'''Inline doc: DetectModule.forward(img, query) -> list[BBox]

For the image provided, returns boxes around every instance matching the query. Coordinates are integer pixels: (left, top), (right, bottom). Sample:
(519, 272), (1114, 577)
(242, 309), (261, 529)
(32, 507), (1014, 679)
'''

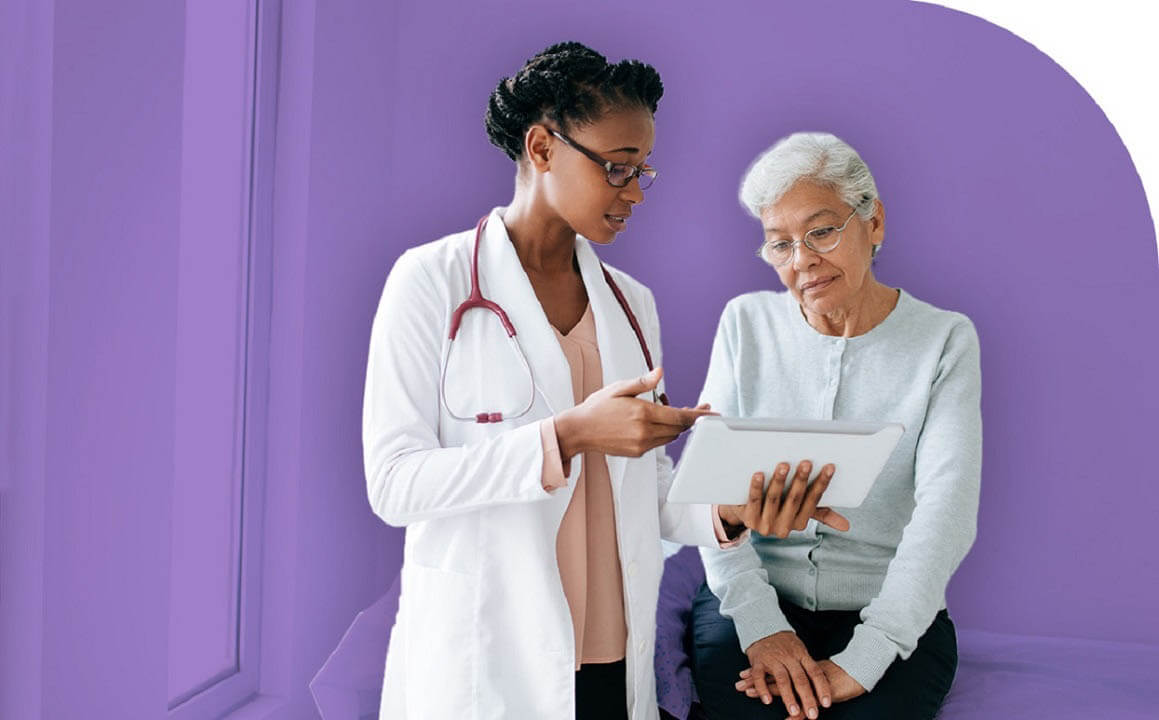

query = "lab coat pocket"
(401, 563), (479, 718)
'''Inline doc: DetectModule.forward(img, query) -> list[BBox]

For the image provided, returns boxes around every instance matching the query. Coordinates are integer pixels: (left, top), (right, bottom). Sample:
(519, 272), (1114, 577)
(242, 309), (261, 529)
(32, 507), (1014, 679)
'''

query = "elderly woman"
(690, 132), (981, 720)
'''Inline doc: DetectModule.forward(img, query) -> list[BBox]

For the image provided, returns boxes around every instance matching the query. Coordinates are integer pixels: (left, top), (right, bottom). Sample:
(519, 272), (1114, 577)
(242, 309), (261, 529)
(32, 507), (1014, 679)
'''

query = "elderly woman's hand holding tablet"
(719, 461), (848, 539)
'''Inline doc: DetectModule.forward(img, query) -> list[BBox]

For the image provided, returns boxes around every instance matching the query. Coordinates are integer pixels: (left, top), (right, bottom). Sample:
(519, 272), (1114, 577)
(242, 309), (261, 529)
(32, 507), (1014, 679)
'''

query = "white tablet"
(666, 416), (905, 508)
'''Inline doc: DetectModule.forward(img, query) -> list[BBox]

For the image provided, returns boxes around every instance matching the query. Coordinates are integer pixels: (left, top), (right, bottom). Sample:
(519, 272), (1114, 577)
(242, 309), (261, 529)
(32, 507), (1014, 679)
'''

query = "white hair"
(739, 132), (879, 221)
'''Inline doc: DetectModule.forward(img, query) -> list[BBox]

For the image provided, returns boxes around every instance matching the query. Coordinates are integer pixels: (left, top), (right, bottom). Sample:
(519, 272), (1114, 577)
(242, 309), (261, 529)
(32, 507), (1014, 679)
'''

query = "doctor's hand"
(554, 367), (713, 460)
(717, 462), (850, 538)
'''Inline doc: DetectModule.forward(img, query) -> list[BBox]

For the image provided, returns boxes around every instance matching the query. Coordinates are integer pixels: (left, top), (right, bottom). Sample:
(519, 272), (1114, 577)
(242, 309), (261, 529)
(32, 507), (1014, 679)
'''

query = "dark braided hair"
(485, 42), (663, 161)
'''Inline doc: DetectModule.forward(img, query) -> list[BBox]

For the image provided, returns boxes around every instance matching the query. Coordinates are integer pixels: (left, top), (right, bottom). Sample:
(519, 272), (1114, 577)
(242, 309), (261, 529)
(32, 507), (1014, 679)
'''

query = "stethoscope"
(440, 215), (668, 424)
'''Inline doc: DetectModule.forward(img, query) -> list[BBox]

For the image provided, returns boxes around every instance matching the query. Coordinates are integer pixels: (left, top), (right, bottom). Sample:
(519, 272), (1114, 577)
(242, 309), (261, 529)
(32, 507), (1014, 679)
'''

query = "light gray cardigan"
(698, 288), (981, 691)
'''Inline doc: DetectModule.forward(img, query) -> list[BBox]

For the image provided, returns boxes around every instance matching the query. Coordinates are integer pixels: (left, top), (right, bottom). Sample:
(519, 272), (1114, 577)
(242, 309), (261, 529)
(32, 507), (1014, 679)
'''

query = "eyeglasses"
(547, 128), (657, 190)
(757, 206), (860, 267)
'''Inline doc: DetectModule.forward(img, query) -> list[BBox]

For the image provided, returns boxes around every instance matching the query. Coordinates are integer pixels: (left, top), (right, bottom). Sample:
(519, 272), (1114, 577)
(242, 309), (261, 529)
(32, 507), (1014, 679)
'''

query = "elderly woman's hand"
(737, 658), (866, 709)
(735, 631), (831, 718)
(737, 658), (866, 716)
(718, 461), (849, 537)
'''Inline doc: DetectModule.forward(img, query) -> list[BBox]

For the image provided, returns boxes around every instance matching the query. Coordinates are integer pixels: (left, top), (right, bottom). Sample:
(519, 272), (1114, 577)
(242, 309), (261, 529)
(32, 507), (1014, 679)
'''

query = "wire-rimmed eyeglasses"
(757, 206), (860, 267)
(547, 128), (657, 190)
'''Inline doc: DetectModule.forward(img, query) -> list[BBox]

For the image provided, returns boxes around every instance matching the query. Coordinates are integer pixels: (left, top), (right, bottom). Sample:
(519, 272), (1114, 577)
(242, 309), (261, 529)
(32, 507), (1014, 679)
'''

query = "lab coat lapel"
(477, 208), (575, 417)
(574, 238), (650, 496)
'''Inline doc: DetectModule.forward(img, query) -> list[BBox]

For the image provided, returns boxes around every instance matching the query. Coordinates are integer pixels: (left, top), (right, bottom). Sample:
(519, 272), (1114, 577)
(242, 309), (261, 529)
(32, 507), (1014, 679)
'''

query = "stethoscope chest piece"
(440, 217), (537, 423)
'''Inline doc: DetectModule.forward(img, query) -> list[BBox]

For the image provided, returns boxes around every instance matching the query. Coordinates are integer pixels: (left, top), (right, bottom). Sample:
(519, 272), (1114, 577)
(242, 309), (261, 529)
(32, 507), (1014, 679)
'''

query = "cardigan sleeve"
(697, 303), (794, 650)
(830, 318), (982, 691)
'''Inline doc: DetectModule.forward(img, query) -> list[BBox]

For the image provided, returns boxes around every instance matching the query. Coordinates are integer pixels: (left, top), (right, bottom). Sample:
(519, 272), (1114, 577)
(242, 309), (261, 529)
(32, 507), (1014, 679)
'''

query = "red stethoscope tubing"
(440, 216), (668, 424)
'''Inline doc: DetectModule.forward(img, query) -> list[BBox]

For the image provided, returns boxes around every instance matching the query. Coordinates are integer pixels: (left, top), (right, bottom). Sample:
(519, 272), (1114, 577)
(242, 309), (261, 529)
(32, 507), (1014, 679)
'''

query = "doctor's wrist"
(553, 409), (588, 464)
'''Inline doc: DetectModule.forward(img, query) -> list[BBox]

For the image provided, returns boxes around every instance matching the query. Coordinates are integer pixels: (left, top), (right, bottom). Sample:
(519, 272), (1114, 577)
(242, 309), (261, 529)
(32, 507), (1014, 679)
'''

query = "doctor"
(362, 42), (847, 719)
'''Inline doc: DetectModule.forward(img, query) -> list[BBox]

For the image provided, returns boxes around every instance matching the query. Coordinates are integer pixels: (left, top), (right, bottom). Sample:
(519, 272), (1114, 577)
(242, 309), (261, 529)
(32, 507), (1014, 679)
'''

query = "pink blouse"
(539, 305), (627, 667)
(537, 304), (740, 670)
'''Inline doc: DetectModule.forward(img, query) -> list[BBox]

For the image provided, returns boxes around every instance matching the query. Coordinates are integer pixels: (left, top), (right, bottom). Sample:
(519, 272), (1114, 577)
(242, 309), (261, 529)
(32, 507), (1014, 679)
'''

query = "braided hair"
(485, 42), (663, 161)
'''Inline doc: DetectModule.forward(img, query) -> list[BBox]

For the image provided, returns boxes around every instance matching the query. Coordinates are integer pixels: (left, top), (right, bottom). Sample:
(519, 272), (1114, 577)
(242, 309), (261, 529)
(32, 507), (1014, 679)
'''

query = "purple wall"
(1, 1), (1156, 719)
(1, 0), (52, 717)
(269, 0), (403, 707)
(2, 0), (402, 717)
(39, 0), (182, 716)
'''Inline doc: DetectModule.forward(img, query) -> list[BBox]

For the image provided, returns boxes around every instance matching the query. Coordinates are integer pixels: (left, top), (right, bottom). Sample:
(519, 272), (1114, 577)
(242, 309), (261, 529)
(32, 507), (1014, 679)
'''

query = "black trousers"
(575, 659), (629, 720)
(690, 583), (957, 720)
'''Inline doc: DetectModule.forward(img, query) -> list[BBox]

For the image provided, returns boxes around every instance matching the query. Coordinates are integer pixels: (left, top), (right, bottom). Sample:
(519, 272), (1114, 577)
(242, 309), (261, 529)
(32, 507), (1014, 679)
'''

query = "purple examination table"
(312, 548), (1159, 720)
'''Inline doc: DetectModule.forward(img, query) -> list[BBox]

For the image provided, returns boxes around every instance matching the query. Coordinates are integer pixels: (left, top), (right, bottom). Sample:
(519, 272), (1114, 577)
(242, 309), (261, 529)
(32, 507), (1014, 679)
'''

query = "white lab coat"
(363, 207), (724, 719)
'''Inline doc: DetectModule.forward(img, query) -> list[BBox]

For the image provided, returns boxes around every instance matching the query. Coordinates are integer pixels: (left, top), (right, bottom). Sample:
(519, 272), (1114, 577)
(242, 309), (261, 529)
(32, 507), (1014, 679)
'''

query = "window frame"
(166, 0), (281, 716)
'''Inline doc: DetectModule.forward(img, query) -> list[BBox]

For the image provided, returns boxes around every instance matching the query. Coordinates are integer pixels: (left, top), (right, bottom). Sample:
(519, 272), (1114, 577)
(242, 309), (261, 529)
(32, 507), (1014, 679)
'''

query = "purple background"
(3, 0), (1156, 718)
